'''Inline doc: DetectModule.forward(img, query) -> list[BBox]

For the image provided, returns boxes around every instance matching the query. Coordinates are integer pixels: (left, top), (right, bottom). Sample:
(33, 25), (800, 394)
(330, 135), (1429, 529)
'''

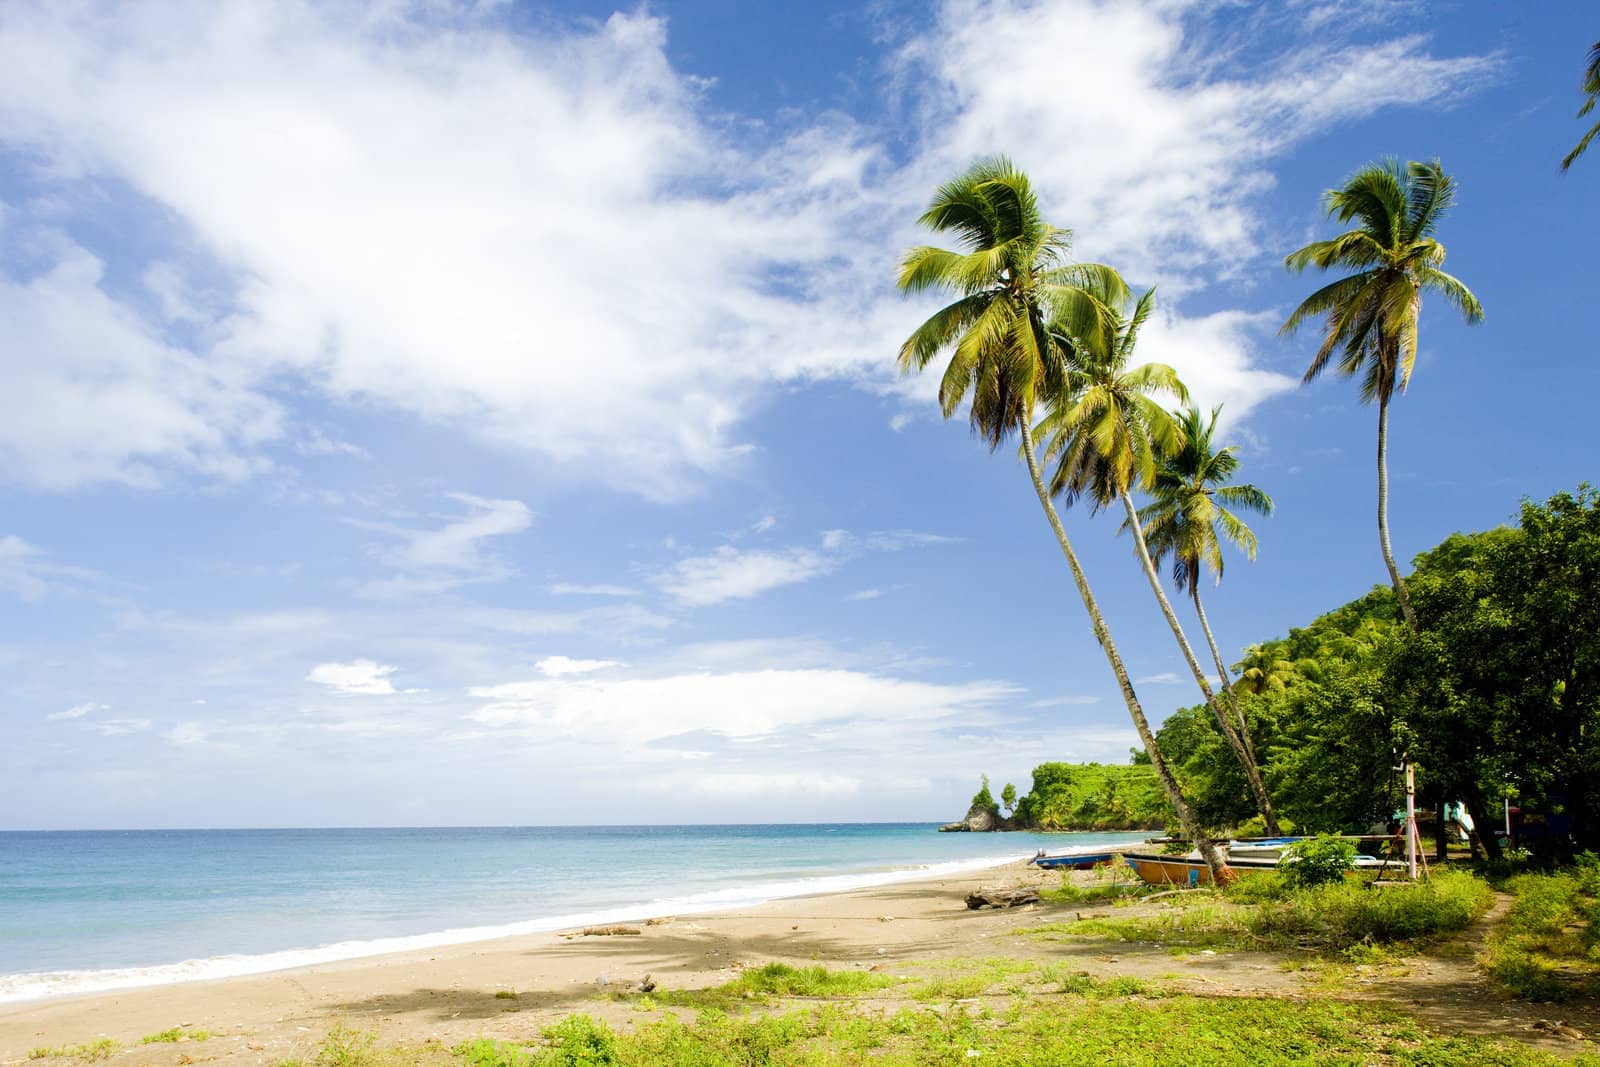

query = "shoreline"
(1, 848), (1062, 1007)
(0, 855), (1076, 1063)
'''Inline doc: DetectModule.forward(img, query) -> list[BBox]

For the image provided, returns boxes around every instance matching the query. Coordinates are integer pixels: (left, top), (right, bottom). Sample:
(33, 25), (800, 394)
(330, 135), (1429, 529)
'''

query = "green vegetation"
(492, 990), (519, 1000)
(26, 1040), (118, 1062)
(140, 1026), (211, 1043)
(1279, 835), (1357, 889)
(1482, 855), (1600, 1001)
(1562, 41), (1600, 170)
(614, 962), (898, 1010)
(1010, 761), (1171, 830)
(1027, 871), (1492, 955)
(325, 993), (1586, 1066)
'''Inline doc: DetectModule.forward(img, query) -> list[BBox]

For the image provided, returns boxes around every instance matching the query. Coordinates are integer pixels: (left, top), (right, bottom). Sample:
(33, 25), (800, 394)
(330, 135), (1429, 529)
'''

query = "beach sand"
(0, 860), (1077, 1064)
(5, 859), (1591, 1064)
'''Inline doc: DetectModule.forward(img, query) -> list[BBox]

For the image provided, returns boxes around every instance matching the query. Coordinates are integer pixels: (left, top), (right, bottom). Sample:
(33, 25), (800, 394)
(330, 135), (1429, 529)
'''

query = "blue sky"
(1, 0), (1594, 829)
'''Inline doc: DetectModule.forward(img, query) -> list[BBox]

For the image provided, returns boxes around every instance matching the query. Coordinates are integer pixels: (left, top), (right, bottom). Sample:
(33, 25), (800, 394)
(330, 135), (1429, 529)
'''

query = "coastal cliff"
(942, 763), (1173, 832)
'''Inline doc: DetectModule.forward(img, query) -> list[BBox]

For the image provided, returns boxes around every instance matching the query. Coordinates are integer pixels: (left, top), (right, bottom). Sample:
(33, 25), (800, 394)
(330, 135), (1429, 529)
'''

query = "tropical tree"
(895, 157), (1230, 876)
(1562, 41), (1600, 172)
(1038, 290), (1275, 835)
(1281, 159), (1484, 631)
(1133, 404), (1278, 832)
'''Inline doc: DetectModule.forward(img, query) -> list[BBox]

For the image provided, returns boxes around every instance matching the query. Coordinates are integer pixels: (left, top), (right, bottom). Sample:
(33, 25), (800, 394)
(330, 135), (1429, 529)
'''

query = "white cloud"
(548, 583), (638, 598)
(350, 493), (531, 599)
(1134, 672), (1185, 685)
(536, 656), (621, 677)
(47, 701), (105, 721)
(0, 242), (279, 488)
(847, 589), (883, 601)
(466, 668), (1020, 746)
(0, 534), (104, 601)
(654, 546), (836, 608)
(1027, 695), (1100, 708)
(663, 772), (863, 797)
(90, 718), (151, 736)
(307, 658), (399, 695)
(0, 1), (1494, 496)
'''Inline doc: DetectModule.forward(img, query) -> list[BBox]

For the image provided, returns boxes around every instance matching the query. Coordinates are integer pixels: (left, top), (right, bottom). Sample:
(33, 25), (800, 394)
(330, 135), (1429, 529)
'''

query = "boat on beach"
(1124, 840), (1394, 885)
(1028, 846), (1118, 870)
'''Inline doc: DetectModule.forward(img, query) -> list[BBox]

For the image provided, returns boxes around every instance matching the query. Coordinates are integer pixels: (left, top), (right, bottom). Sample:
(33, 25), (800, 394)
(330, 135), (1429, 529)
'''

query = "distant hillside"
(1009, 762), (1174, 831)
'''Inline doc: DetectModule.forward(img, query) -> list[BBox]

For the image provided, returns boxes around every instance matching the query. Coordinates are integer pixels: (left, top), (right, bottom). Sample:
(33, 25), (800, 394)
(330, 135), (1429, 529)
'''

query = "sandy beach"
(0, 859), (1076, 1064)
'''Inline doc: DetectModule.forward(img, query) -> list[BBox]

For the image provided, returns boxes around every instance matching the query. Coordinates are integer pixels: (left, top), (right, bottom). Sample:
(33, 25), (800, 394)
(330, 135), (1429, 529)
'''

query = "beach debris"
(964, 887), (1042, 910)
(581, 925), (642, 936)
(1530, 1019), (1586, 1041)
(878, 915), (895, 922)
(644, 916), (673, 926)
(634, 974), (656, 994)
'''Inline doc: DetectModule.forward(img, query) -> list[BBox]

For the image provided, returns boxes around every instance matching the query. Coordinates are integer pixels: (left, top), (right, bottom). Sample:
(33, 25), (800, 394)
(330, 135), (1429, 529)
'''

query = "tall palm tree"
(895, 157), (1230, 877)
(1562, 41), (1600, 172)
(1134, 404), (1277, 833)
(1039, 290), (1274, 836)
(1281, 159), (1483, 631)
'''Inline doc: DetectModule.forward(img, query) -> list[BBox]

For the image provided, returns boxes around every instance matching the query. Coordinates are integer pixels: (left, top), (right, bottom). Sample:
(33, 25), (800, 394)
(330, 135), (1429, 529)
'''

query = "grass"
(612, 962), (898, 1009)
(26, 1040), (118, 1061)
(1021, 870), (1494, 956)
(1482, 857), (1600, 1001)
(140, 1027), (212, 1043)
(360, 993), (1590, 1065)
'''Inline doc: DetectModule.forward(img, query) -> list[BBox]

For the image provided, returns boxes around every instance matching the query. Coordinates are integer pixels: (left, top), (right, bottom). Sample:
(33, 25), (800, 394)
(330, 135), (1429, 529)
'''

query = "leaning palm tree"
(1039, 290), (1275, 837)
(1562, 41), (1600, 171)
(1281, 159), (1484, 631)
(895, 157), (1229, 877)
(1134, 404), (1277, 833)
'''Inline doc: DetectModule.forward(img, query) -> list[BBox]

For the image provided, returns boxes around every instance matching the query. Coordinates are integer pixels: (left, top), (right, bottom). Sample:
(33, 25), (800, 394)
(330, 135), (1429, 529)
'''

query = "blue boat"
(1029, 848), (1117, 870)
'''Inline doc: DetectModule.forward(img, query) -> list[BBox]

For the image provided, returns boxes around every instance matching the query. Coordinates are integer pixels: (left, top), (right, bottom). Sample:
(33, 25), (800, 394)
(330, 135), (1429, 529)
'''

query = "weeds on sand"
(430, 993), (1595, 1065)
(1021, 870), (1492, 955)
(1482, 855), (1600, 1001)
(610, 961), (898, 1008)
(141, 1027), (212, 1044)
(26, 1039), (118, 1061)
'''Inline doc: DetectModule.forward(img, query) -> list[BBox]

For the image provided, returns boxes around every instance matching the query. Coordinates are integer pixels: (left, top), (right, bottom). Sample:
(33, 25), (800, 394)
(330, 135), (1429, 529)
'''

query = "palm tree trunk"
(1018, 428), (1229, 879)
(1192, 584), (1278, 836)
(1377, 392), (1419, 631)
(1118, 490), (1278, 836)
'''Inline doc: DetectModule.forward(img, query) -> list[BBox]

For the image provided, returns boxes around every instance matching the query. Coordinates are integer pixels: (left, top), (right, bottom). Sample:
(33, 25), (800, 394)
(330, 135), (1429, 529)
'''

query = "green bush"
(1279, 835), (1357, 889)
(542, 1015), (618, 1066)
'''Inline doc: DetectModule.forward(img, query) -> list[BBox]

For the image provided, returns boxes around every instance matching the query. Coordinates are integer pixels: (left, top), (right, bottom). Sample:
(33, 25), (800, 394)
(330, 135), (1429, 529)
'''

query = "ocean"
(0, 824), (1147, 1004)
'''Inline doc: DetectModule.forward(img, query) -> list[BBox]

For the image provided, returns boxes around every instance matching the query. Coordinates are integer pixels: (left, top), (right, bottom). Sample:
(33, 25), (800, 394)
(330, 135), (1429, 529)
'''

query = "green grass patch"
(1020, 870), (1493, 955)
(617, 961), (899, 1009)
(1482, 858), (1600, 1001)
(26, 1039), (118, 1061)
(140, 1027), (212, 1044)
(427, 992), (1593, 1065)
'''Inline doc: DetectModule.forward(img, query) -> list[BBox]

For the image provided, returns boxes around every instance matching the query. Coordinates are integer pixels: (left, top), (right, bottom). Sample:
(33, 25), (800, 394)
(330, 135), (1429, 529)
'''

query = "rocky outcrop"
(939, 802), (1004, 832)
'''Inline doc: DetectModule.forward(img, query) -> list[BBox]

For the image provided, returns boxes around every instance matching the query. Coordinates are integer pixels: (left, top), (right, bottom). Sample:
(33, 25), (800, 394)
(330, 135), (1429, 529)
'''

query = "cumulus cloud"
(0, 0), (1493, 495)
(47, 701), (105, 721)
(466, 668), (1020, 746)
(536, 656), (621, 677)
(307, 658), (399, 695)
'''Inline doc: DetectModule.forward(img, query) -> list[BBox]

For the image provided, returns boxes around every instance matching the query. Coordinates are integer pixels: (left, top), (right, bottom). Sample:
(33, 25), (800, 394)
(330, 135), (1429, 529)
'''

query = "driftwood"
(964, 886), (1041, 910)
(581, 925), (642, 936)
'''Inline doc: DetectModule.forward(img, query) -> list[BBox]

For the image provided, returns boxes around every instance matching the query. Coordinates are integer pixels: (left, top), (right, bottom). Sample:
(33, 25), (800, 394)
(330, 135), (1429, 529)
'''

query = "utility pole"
(1405, 763), (1418, 881)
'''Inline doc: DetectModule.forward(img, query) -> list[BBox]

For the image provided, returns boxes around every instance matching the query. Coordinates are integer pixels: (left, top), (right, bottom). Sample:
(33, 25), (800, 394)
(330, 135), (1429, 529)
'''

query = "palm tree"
(1281, 159), (1483, 631)
(895, 157), (1230, 877)
(1562, 41), (1600, 171)
(1039, 290), (1274, 837)
(1134, 404), (1277, 833)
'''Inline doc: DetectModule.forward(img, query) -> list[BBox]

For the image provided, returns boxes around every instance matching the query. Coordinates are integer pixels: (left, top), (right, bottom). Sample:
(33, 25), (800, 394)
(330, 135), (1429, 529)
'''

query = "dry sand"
(0, 860), (1069, 1064)
(4, 860), (1595, 1063)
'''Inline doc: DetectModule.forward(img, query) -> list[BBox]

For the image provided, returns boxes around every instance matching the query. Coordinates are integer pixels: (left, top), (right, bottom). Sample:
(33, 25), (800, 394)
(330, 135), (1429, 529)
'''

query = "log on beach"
(964, 886), (1041, 910)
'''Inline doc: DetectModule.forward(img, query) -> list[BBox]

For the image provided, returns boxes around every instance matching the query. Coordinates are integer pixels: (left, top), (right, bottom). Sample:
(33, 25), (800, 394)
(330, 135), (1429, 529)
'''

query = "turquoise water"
(0, 824), (1147, 1002)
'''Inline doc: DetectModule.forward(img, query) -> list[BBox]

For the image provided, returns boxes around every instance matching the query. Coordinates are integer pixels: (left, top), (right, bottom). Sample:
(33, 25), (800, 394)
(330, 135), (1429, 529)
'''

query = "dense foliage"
(1154, 486), (1600, 856)
(1008, 762), (1173, 831)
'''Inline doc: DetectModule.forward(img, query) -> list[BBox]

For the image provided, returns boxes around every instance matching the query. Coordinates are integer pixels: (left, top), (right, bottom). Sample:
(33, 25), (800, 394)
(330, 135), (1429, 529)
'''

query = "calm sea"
(0, 824), (1146, 1003)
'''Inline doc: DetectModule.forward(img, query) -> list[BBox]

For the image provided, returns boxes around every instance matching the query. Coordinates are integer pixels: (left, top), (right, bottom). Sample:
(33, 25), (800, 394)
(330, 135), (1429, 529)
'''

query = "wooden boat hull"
(1122, 852), (1275, 886)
